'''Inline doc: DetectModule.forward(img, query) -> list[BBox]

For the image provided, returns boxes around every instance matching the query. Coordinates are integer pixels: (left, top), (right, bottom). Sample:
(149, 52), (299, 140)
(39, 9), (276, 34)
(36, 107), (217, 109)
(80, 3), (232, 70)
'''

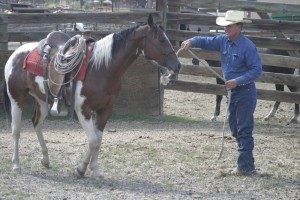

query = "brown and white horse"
(3, 15), (181, 178)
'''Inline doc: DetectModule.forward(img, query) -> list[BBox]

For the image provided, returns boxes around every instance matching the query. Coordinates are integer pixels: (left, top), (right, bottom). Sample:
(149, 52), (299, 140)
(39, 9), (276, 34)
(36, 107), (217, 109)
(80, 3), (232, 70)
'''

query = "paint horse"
(3, 15), (181, 178)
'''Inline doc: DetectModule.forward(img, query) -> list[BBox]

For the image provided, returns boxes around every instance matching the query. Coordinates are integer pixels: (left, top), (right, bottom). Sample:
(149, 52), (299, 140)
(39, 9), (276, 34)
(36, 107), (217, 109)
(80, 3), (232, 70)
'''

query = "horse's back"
(5, 42), (38, 81)
(5, 43), (39, 106)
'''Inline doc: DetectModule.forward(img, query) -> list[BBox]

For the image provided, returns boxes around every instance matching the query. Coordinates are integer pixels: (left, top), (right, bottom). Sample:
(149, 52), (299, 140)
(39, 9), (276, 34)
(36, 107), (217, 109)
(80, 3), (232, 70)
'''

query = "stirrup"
(50, 97), (67, 116)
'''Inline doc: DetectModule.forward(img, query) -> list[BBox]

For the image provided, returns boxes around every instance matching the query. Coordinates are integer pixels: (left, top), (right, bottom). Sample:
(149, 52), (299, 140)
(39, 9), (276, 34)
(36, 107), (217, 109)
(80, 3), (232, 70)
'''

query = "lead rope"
(178, 48), (231, 160)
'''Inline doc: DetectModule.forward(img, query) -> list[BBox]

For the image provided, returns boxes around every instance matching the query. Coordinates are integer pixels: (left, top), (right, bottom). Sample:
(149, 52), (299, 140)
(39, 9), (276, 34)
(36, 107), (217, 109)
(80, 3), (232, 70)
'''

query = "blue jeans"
(228, 83), (257, 173)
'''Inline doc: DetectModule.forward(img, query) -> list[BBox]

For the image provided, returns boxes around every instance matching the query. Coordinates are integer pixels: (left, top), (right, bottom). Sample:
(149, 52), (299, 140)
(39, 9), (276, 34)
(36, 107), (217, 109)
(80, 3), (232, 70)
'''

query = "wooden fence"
(161, 0), (300, 105)
(0, 11), (164, 115)
(0, 0), (300, 115)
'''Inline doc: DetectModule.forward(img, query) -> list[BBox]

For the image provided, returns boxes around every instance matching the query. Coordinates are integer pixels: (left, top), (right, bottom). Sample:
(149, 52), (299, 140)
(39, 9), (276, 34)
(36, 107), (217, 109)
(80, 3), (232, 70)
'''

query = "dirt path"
(0, 81), (299, 199)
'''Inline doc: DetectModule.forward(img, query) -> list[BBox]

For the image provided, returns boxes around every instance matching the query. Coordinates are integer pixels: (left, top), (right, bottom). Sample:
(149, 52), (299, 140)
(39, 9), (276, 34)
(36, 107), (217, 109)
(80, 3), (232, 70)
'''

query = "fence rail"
(168, 0), (300, 13)
(0, 0), (299, 108)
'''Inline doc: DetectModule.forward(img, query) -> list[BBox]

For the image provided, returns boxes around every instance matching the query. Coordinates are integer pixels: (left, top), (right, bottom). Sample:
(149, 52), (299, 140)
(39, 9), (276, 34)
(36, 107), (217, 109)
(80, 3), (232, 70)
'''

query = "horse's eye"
(159, 39), (165, 43)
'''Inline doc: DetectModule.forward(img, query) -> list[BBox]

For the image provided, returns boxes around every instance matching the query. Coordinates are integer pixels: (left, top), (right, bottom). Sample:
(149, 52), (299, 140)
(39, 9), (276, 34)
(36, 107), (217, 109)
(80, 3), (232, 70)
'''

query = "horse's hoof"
(210, 116), (217, 122)
(76, 167), (85, 178)
(41, 159), (50, 169)
(12, 165), (21, 173)
(91, 171), (104, 180)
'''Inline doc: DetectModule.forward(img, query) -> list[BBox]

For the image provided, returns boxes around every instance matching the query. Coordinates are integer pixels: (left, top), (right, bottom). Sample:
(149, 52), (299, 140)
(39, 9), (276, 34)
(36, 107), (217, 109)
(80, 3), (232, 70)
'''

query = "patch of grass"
(0, 107), (209, 124)
(2, 190), (31, 200)
(0, 158), (11, 172)
(111, 112), (205, 124)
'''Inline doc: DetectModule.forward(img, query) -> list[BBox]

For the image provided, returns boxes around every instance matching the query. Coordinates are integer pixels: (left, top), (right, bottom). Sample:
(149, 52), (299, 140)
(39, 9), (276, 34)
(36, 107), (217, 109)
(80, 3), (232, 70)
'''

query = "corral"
(0, 0), (299, 199)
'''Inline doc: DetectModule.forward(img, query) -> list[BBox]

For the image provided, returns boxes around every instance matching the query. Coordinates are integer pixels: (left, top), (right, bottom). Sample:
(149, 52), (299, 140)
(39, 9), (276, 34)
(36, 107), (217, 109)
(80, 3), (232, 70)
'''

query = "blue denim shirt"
(190, 33), (262, 86)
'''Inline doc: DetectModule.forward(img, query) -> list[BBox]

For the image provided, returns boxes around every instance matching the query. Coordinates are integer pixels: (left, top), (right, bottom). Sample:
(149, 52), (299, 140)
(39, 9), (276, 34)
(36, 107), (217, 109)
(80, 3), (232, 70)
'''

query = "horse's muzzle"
(166, 61), (181, 74)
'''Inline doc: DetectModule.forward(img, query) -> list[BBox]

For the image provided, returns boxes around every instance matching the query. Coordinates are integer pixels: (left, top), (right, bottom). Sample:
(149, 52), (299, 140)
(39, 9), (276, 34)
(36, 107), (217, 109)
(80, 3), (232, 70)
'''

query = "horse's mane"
(91, 23), (146, 70)
(112, 23), (146, 55)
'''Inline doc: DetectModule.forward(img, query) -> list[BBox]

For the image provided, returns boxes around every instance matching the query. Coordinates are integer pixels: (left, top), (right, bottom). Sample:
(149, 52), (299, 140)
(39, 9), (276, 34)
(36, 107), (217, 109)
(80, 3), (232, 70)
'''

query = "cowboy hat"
(216, 10), (252, 26)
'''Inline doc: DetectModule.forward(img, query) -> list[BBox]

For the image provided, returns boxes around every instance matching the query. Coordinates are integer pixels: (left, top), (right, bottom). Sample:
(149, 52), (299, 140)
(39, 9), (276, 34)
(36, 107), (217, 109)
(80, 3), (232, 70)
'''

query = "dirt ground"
(0, 74), (299, 199)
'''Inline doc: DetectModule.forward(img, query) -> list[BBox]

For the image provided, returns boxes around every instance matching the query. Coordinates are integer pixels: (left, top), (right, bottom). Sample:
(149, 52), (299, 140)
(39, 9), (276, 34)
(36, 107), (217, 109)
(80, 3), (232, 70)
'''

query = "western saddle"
(38, 31), (86, 117)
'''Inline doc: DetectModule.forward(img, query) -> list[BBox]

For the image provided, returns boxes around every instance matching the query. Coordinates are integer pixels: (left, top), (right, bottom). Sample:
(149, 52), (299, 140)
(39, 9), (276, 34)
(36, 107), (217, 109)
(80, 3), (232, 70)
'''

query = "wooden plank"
(3, 30), (300, 51)
(167, 0), (300, 13)
(167, 12), (300, 32)
(177, 48), (300, 70)
(0, 12), (161, 24)
(256, 12), (300, 58)
(167, 29), (300, 51)
(0, 31), (112, 42)
(0, 23), (8, 50)
(164, 80), (300, 104)
(179, 64), (300, 87)
(1, 48), (299, 70)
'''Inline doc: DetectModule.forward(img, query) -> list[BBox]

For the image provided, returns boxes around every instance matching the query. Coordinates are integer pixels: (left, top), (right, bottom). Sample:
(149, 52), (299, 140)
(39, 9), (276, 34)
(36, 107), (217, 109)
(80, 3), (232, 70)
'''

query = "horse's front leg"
(88, 106), (113, 179)
(32, 98), (50, 168)
(75, 111), (96, 177)
(74, 82), (103, 178)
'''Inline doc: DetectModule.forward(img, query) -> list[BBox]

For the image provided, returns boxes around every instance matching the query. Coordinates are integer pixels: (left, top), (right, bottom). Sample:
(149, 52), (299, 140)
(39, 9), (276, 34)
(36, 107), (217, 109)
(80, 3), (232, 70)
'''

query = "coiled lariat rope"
(49, 36), (86, 86)
(179, 48), (232, 160)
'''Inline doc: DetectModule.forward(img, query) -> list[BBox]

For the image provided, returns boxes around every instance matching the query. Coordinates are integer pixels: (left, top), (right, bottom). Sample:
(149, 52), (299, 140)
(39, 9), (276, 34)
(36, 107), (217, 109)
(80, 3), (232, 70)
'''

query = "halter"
(141, 30), (175, 60)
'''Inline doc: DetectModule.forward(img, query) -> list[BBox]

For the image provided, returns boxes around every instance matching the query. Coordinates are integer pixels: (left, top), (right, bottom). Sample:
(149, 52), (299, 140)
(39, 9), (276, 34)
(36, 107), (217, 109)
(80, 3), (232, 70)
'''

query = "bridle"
(141, 28), (175, 60)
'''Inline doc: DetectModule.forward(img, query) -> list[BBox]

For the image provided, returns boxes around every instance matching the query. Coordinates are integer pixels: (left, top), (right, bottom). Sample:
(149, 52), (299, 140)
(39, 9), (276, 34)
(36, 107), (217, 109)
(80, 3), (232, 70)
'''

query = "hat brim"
(216, 16), (252, 26)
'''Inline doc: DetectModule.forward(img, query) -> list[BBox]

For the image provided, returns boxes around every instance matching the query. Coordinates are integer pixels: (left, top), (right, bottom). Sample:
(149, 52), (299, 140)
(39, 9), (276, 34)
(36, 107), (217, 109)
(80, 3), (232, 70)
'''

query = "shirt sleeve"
(189, 35), (223, 52)
(235, 45), (262, 86)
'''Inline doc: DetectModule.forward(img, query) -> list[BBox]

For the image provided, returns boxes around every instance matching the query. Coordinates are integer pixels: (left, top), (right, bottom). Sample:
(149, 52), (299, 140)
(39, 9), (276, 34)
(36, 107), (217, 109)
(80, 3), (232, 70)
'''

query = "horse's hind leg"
(287, 85), (299, 124)
(290, 104), (299, 124)
(32, 98), (50, 168)
(10, 99), (23, 172)
(211, 77), (224, 122)
(211, 95), (223, 121)
(264, 84), (283, 121)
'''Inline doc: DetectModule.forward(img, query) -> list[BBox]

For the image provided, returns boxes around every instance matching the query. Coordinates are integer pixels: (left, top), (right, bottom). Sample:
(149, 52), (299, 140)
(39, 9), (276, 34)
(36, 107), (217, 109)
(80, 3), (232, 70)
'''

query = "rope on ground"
(183, 48), (231, 160)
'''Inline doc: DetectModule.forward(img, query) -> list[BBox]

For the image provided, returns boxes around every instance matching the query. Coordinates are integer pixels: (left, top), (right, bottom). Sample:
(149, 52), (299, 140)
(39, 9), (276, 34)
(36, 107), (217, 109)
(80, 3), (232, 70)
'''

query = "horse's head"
(138, 14), (181, 74)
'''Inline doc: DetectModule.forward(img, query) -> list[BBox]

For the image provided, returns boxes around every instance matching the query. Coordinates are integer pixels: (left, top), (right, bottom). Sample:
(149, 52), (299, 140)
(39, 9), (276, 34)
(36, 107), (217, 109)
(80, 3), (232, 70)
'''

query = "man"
(181, 10), (262, 176)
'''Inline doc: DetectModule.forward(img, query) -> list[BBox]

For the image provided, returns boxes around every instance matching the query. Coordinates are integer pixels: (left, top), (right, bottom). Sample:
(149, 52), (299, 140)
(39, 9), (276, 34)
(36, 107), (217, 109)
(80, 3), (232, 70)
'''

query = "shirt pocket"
(231, 53), (243, 71)
(221, 50), (228, 65)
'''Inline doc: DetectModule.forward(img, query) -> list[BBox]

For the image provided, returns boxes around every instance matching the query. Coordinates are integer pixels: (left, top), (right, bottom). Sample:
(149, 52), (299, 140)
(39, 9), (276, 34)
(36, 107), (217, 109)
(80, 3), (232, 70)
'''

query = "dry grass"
(0, 114), (299, 199)
(0, 72), (299, 199)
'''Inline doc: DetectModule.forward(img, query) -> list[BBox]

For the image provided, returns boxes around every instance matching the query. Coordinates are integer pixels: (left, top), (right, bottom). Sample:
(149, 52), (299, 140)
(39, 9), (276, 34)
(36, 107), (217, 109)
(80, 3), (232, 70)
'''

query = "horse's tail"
(2, 81), (11, 122)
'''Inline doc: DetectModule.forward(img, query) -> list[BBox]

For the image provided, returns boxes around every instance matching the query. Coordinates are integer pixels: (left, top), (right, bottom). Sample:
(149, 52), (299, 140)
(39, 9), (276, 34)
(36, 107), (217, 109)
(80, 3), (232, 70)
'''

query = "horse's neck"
(111, 40), (141, 77)
(110, 25), (148, 77)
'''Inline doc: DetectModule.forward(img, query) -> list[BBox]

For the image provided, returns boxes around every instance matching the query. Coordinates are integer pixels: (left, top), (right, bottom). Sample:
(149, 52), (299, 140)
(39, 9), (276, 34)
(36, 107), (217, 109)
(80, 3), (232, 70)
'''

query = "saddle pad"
(76, 43), (94, 81)
(23, 47), (45, 76)
(23, 43), (93, 80)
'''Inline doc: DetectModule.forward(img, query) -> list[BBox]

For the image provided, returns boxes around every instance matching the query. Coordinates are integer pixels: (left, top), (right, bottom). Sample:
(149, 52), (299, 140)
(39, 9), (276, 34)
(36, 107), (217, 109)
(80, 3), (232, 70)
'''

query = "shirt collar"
(227, 33), (243, 46)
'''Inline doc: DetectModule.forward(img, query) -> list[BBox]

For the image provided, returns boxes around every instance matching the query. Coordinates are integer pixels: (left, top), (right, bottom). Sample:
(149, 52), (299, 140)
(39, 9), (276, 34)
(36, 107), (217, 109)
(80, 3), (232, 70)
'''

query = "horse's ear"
(148, 14), (154, 27)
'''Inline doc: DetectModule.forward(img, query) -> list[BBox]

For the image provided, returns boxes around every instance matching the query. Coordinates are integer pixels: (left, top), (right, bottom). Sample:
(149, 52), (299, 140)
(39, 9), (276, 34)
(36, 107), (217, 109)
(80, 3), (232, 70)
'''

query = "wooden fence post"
(0, 23), (8, 90)
(156, 0), (167, 29)
(0, 23), (8, 52)
(156, 0), (167, 115)
(156, 0), (180, 115)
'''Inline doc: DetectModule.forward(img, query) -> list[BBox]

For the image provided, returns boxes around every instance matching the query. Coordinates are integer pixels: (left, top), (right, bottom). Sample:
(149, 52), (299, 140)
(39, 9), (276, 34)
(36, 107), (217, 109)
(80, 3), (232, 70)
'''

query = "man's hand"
(181, 40), (192, 50)
(225, 79), (237, 89)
